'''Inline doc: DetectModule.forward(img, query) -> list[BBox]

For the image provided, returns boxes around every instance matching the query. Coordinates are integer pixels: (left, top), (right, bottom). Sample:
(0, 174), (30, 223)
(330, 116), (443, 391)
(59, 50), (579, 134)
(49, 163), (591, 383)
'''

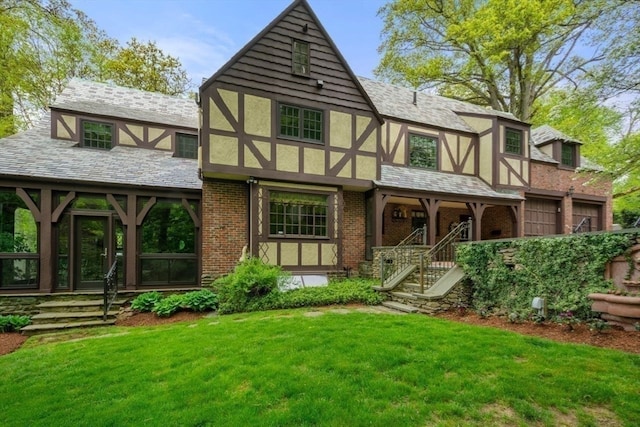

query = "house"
(0, 0), (611, 300)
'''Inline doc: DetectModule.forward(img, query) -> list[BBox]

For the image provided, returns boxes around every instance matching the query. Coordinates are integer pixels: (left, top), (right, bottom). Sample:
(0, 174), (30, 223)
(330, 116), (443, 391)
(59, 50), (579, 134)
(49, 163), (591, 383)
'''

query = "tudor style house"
(198, 0), (611, 280)
(0, 0), (611, 298)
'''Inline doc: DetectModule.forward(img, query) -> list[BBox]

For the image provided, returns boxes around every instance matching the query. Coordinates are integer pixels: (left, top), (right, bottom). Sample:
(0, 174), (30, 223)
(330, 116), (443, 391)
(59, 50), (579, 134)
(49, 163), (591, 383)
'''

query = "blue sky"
(69, 0), (388, 89)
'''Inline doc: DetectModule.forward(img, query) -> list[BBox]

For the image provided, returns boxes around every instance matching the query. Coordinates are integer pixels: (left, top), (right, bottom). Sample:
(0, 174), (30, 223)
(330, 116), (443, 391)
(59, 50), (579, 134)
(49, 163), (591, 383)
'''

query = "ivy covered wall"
(456, 231), (639, 320)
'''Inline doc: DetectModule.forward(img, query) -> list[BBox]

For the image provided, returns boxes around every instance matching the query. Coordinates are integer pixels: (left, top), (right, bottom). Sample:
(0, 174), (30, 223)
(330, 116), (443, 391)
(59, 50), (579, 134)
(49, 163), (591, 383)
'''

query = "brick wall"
(201, 180), (248, 281)
(530, 162), (613, 232)
(342, 191), (366, 273)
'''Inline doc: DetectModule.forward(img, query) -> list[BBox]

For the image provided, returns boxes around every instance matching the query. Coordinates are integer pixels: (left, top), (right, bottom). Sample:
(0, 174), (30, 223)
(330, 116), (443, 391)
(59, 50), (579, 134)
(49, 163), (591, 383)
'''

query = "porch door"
(75, 216), (110, 290)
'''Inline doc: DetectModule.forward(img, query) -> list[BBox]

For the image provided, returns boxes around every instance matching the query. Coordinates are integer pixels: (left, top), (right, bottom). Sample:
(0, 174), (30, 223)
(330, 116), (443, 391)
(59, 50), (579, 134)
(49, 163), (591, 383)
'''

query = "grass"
(1, 308), (639, 426)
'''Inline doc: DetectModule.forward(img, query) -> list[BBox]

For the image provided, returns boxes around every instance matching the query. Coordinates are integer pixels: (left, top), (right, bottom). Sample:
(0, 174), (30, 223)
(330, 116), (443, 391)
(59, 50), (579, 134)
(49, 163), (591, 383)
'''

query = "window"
(82, 121), (113, 149)
(409, 134), (438, 170)
(269, 192), (328, 238)
(279, 104), (323, 143)
(292, 39), (309, 75)
(0, 191), (38, 289)
(561, 143), (575, 167)
(176, 133), (198, 159)
(505, 128), (522, 155)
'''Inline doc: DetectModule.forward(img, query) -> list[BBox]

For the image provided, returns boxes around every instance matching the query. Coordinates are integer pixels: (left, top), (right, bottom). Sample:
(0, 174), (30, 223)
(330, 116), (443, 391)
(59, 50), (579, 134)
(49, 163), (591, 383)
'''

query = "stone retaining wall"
(385, 280), (473, 314)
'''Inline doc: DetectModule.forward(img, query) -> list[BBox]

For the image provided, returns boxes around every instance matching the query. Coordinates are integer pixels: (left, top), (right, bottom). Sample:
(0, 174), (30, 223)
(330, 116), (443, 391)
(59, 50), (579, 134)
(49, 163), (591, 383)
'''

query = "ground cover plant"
(129, 289), (218, 317)
(457, 231), (639, 320)
(213, 257), (383, 313)
(1, 309), (639, 426)
(0, 315), (30, 332)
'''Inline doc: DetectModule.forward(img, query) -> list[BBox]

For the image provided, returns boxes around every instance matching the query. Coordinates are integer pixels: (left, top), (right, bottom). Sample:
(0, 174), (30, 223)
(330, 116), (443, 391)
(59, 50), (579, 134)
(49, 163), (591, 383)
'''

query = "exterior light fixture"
(567, 186), (574, 197)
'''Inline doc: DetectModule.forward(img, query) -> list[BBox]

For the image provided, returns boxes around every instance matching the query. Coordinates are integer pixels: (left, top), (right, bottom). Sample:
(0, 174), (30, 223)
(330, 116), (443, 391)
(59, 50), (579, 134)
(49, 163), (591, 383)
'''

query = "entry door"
(75, 216), (110, 290)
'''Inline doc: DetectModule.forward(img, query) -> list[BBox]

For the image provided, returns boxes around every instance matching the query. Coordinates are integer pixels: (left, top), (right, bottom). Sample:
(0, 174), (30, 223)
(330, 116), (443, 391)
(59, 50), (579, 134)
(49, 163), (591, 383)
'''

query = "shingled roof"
(51, 78), (198, 129)
(358, 77), (521, 133)
(531, 125), (582, 146)
(0, 117), (200, 190)
(375, 165), (523, 200)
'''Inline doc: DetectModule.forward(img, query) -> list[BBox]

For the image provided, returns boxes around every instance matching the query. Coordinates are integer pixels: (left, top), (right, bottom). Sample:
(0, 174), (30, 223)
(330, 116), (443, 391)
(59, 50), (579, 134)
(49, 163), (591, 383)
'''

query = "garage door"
(525, 198), (559, 236)
(573, 202), (601, 232)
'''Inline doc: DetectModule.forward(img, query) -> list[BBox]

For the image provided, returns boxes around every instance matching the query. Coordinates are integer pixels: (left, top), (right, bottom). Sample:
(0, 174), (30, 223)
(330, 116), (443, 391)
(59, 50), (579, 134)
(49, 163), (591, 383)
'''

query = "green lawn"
(1, 308), (639, 426)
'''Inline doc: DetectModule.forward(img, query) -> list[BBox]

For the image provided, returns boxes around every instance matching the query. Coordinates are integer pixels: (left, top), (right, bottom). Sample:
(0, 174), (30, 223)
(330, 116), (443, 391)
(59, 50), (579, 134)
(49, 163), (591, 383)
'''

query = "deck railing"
(103, 258), (118, 321)
(380, 225), (427, 286)
(573, 217), (591, 233)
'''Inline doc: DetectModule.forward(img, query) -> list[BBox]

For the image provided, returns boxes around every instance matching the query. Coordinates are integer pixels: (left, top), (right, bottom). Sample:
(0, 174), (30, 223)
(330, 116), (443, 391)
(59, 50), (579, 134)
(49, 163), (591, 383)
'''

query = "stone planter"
(588, 293), (640, 331)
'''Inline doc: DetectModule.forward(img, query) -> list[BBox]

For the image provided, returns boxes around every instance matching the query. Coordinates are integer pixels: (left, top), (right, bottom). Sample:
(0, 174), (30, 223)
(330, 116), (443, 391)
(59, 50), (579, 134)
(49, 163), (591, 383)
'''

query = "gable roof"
(531, 124), (582, 146)
(51, 78), (198, 129)
(200, 0), (382, 124)
(358, 77), (521, 132)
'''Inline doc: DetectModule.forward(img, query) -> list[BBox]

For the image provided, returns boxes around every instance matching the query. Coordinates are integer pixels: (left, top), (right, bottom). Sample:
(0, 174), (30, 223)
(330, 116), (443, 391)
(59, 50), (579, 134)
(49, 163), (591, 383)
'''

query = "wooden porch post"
(419, 198), (440, 246)
(38, 189), (53, 292)
(510, 203), (522, 237)
(373, 190), (388, 247)
(125, 194), (137, 289)
(466, 202), (487, 241)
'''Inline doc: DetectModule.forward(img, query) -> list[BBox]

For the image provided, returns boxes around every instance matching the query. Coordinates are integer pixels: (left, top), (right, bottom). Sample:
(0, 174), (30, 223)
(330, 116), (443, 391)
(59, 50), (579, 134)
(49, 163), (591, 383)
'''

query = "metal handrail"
(573, 217), (591, 233)
(380, 225), (428, 286)
(633, 216), (640, 228)
(103, 258), (118, 321)
(419, 219), (472, 292)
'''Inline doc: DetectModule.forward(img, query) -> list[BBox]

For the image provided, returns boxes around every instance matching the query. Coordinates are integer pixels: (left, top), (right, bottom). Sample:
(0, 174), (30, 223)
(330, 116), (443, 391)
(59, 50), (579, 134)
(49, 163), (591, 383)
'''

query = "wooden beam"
(52, 191), (75, 223)
(107, 194), (128, 226)
(182, 198), (201, 228)
(16, 188), (41, 222)
(136, 197), (156, 226)
(38, 189), (53, 292)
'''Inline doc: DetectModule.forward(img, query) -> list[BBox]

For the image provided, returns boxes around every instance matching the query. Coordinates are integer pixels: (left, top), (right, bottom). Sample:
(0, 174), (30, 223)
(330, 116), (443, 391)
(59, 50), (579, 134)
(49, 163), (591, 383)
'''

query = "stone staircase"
(21, 298), (127, 336)
(377, 265), (469, 314)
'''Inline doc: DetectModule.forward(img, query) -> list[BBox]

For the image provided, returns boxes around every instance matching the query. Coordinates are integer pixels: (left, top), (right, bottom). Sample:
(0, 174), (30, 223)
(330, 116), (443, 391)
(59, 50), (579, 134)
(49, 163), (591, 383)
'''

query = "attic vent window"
(292, 39), (309, 76)
(82, 121), (113, 150)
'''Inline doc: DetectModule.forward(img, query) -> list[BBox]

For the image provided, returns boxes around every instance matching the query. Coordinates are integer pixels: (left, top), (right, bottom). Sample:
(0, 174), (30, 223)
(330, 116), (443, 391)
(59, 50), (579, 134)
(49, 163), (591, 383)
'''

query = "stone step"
(382, 301), (419, 313)
(36, 299), (127, 312)
(21, 319), (117, 336)
(390, 291), (418, 300)
(31, 311), (119, 324)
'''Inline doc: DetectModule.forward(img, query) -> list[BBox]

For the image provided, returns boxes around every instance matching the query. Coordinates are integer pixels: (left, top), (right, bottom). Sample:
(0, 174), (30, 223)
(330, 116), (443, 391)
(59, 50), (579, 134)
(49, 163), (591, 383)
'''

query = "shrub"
(457, 231), (638, 321)
(130, 292), (164, 312)
(215, 257), (286, 314)
(240, 279), (384, 314)
(0, 315), (31, 332)
(152, 294), (186, 317)
(182, 289), (218, 312)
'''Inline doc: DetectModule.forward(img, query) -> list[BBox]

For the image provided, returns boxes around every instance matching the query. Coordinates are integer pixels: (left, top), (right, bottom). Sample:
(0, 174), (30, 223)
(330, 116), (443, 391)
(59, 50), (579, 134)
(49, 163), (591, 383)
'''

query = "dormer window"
(561, 142), (576, 167)
(505, 128), (522, 155)
(292, 39), (309, 75)
(176, 133), (198, 159)
(82, 121), (112, 150)
(409, 133), (438, 170)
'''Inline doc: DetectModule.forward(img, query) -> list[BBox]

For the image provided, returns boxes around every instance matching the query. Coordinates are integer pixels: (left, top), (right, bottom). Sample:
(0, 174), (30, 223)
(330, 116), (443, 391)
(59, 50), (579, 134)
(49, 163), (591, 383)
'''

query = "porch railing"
(573, 217), (591, 233)
(418, 219), (472, 292)
(103, 258), (118, 321)
(633, 216), (640, 228)
(380, 225), (428, 286)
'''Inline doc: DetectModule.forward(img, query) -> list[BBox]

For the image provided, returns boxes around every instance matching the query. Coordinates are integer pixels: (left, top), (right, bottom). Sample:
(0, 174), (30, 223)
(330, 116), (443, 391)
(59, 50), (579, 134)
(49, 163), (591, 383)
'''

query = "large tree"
(376, 0), (640, 121)
(0, 0), (191, 138)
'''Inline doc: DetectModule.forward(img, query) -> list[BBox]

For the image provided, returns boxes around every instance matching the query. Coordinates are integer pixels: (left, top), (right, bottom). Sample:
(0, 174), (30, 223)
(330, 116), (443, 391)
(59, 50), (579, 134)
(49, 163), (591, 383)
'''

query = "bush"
(130, 291), (164, 312)
(152, 294), (186, 317)
(232, 278), (384, 314)
(182, 289), (218, 312)
(214, 257), (286, 314)
(0, 315), (31, 332)
(457, 231), (638, 320)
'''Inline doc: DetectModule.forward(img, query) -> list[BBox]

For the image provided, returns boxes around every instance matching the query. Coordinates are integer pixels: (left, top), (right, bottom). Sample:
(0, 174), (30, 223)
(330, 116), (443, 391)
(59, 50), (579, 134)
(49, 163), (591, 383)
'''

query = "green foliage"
(214, 257), (286, 314)
(131, 290), (218, 316)
(130, 291), (164, 312)
(181, 289), (218, 312)
(0, 314), (31, 332)
(151, 294), (185, 317)
(457, 232), (638, 320)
